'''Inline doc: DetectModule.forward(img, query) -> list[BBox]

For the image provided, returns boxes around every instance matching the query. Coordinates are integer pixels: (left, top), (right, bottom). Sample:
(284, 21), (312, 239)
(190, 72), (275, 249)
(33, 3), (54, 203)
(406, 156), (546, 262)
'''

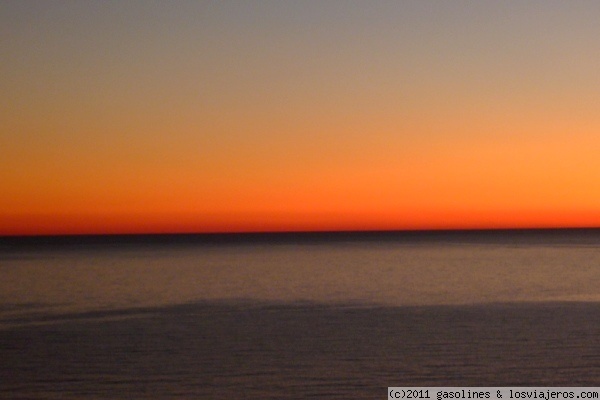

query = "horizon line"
(2, 226), (600, 241)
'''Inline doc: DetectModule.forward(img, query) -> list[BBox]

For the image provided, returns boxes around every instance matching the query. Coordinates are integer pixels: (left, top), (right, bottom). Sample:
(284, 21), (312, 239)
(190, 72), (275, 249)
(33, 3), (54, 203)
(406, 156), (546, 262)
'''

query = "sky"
(2, 1), (600, 235)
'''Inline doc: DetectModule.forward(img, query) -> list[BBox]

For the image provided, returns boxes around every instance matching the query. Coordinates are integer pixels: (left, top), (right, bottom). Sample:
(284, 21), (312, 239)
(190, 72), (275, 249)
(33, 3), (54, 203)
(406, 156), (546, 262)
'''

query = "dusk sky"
(2, 1), (600, 235)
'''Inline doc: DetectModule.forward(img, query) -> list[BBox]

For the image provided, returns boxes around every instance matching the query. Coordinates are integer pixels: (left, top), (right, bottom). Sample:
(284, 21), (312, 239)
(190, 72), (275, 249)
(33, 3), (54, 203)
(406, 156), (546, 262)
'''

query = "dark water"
(1, 231), (600, 398)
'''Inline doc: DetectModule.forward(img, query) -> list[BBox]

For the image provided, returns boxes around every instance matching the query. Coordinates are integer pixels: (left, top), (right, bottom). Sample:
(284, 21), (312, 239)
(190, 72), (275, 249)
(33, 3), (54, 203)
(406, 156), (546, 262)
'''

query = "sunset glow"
(2, 1), (600, 235)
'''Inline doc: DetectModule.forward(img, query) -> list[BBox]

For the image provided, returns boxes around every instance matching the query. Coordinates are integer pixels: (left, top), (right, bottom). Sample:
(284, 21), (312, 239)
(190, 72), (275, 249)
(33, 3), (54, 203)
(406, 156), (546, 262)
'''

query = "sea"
(1, 229), (600, 399)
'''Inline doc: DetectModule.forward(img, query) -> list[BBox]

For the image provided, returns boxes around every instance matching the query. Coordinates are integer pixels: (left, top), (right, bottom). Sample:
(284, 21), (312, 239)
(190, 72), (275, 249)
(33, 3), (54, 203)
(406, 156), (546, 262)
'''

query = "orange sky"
(2, 2), (600, 235)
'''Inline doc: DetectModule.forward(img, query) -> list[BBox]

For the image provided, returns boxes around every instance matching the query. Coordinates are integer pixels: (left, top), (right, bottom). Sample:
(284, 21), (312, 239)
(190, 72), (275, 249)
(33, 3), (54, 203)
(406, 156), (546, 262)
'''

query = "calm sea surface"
(1, 231), (600, 398)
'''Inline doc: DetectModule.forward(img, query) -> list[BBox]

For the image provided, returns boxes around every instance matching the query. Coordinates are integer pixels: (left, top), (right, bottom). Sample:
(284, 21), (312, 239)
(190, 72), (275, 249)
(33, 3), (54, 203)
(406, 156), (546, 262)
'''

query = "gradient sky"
(2, 1), (600, 235)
